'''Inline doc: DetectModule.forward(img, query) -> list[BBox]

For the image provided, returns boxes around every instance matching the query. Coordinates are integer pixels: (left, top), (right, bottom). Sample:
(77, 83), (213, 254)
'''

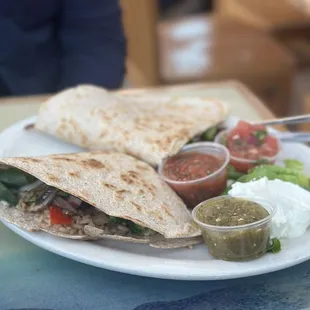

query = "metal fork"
(253, 114), (310, 126)
(273, 131), (310, 143)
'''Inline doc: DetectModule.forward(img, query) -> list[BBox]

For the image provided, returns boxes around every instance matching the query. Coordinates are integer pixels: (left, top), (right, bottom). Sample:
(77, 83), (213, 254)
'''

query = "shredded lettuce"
(223, 160), (310, 194)
(284, 159), (304, 172)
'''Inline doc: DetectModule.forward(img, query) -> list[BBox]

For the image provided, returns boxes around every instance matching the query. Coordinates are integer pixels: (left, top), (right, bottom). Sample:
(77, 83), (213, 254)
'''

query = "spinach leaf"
(0, 168), (34, 187)
(227, 165), (244, 181)
(128, 222), (147, 235)
(201, 127), (218, 141)
(109, 216), (148, 235)
(0, 181), (17, 205)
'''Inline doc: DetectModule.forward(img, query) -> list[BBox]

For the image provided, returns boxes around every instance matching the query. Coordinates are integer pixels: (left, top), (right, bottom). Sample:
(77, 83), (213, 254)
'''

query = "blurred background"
(121, 0), (310, 130)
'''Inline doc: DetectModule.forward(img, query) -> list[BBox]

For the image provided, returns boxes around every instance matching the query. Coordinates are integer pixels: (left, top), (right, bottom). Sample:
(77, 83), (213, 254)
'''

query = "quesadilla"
(0, 151), (201, 248)
(35, 85), (229, 166)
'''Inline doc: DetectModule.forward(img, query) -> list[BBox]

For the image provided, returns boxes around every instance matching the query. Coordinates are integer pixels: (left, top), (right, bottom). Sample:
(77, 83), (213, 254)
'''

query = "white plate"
(1, 116), (310, 281)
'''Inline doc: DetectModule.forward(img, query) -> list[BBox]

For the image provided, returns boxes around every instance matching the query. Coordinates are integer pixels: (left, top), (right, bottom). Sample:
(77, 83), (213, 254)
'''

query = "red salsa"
(164, 152), (222, 181)
(225, 121), (279, 172)
(162, 151), (227, 209)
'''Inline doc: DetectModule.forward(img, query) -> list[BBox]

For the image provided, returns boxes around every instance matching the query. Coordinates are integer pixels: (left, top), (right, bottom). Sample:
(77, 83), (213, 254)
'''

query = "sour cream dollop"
(228, 177), (310, 239)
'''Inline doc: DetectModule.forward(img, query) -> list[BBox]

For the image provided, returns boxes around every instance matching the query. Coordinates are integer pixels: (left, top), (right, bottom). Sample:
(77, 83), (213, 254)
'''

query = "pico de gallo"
(160, 143), (229, 209)
(218, 121), (280, 173)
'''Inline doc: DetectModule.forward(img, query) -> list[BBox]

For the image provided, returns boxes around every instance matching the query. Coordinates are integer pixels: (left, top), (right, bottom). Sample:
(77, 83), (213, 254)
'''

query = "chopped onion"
(54, 196), (79, 214)
(30, 187), (58, 212)
(19, 180), (43, 192)
(68, 196), (82, 207)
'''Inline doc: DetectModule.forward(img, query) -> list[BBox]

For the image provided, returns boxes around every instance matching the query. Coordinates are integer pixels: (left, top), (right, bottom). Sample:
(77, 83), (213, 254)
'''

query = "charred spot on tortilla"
(162, 205), (174, 218)
(121, 174), (134, 185)
(115, 189), (130, 195)
(145, 184), (156, 197)
(68, 171), (80, 178)
(127, 170), (139, 179)
(101, 182), (117, 189)
(89, 150), (113, 155)
(113, 189), (132, 201)
(68, 118), (79, 131)
(26, 158), (41, 163)
(136, 164), (151, 172)
(24, 123), (35, 131)
(53, 156), (72, 162)
(47, 174), (60, 182)
(98, 111), (112, 121)
(81, 159), (105, 169)
(130, 201), (142, 211)
(138, 189), (145, 195)
(56, 120), (68, 136)
(178, 128), (190, 137)
(99, 130), (107, 138)
(123, 131), (131, 139)
(113, 191), (124, 201)
(157, 214), (164, 221)
(123, 147), (137, 158)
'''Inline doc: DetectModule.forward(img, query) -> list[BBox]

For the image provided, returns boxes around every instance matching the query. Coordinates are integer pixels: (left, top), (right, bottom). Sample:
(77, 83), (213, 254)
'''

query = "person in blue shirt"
(0, 0), (126, 96)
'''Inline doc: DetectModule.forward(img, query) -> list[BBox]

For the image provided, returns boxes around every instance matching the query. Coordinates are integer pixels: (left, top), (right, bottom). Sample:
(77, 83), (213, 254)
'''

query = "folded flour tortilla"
(0, 151), (201, 248)
(35, 85), (229, 166)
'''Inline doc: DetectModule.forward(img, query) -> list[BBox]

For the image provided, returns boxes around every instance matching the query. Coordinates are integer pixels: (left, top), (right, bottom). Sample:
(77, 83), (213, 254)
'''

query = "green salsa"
(196, 197), (269, 226)
(195, 197), (271, 261)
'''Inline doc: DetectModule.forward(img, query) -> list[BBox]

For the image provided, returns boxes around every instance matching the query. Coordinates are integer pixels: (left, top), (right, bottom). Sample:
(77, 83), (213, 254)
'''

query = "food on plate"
(34, 84), (229, 166)
(229, 177), (310, 239)
(0, 151), (202, 248)
(192, 196), (276, 261)
(227, 164), (244, 181)
(225, 160), (310, 192)
(188, 126), (221, 143)
(267, 237), (281, 254)
(284, 159), (304, 172)
(215, 121), (280, 173)
(158, 142), (229, 209)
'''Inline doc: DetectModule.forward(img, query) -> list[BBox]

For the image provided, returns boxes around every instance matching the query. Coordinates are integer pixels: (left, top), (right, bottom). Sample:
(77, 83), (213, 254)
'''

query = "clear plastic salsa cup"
(192, 195), (277, 261)
(214, 129), (281, 173)
(158, 142), (230, 209)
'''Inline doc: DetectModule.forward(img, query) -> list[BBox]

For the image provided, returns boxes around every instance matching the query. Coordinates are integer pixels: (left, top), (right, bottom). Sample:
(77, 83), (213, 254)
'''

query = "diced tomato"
(236, 120), (253, 133)
(230, 158), (256, 173)
(265, 135), (279, 152)
(49, 206), (72, 225)
(225, 121), (279, 172)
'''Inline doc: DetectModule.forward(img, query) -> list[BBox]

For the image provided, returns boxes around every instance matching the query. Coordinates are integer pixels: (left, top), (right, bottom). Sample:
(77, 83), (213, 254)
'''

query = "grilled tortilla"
(35, 85), (229, 166)
(0, 151), (201, 248)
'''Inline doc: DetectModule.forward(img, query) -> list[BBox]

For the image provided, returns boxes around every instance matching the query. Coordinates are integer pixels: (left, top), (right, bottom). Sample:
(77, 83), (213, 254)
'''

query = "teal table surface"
(2, 222), (310, 310)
